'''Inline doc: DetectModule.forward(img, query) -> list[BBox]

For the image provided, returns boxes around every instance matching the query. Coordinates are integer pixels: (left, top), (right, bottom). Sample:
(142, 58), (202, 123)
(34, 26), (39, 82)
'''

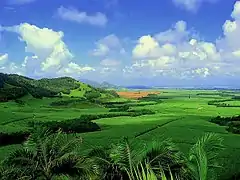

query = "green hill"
(0, 73), (119, 101)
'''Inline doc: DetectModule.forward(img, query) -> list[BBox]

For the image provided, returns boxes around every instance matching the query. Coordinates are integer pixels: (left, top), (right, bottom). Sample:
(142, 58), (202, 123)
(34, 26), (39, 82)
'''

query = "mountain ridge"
(79, 79), (121, 89)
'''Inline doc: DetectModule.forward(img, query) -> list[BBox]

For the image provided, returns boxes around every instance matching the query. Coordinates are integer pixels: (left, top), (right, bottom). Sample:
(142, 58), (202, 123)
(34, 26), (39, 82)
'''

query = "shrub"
(102, 101), (129, 105)
(32, 119), (101, 134)
(107, 90), (120, 98)
(0, 87), (27, 101)
(138, 94), (164, 102)
(84, 90), (101, 100)
(14, 99), (25, 105)
(0, 130), (30, 146)
(109, 105), (130, 112)
(127, 109), (155, 116)
(62, 89), (71, 94)
(50, 98), (86, 106)
(103, 101), (155, 109)
(208, 99), (240, 107)
(210, 116), (230, 126)
(233, 96), (240, 100)
(210, 115), (240, 134)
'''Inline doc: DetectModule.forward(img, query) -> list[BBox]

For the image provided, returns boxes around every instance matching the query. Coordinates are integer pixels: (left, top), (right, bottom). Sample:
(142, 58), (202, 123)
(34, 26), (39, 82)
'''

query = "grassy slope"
(60, 82), (91, 97)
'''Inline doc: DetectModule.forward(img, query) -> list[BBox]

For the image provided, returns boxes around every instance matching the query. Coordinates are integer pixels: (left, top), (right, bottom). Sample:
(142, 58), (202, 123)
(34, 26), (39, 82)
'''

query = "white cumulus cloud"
(0, 54), (8, 66)
(232, 1), (240, 19)
(2, 1), (240, 84)
(91, 34), (125, 56)
(57, 6), (108, 27)
(2, 23), (94, 78)
(57, 62), (95, 77)
(132, 35), (177, 59)
(127, 2), (240, 80)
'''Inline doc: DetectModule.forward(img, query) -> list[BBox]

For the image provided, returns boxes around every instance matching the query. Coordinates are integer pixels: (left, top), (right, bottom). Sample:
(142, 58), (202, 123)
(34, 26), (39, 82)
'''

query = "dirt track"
(117, 91), (160, 99)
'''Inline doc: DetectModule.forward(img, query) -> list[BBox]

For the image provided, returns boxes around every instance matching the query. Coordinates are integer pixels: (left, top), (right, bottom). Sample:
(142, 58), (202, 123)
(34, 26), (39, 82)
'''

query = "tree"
(88, 137), (187, 180)
(0, 131), (224, 180)
(1, 128), (97, 180)
(89, 133), (224, 180)
(84, 91), (101, 101)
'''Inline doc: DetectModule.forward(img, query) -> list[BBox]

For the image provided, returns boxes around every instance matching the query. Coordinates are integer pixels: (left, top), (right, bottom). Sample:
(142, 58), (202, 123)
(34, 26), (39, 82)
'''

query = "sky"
(0, 0), (240, 87)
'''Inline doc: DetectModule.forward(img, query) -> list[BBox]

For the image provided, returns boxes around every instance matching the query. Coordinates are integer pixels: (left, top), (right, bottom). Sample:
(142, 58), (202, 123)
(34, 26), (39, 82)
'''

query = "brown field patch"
(117, 91), (160, 99)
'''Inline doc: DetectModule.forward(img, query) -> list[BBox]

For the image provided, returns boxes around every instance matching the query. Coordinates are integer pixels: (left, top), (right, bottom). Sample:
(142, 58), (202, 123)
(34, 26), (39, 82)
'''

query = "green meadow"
(1, 88), (240, 179)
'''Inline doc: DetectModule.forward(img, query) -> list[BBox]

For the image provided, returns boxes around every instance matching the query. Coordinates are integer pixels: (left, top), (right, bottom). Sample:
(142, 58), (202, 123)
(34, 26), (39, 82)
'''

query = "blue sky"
(0, 0), (240, 86)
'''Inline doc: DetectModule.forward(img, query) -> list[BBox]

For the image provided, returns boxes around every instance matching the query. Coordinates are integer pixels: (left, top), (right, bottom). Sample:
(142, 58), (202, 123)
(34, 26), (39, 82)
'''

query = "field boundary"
(135, 117), (184, 138)
(1, 116), (46, 126)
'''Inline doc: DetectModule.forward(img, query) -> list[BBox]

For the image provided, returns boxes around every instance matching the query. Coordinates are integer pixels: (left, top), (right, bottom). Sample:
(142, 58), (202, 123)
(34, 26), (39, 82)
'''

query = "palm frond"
(24, 126), (51, 151)
(0, 164), (34, 180)
(110, 137), (144, 170)
(142, 138), (187, 179)
(88, 146), (112, 165)
(2, 148), (36, 167)
(188, 133), (224, 180)
(127, 162), (177, 180)
(51, 174), (71, 180)
(3, 129), (94, 180)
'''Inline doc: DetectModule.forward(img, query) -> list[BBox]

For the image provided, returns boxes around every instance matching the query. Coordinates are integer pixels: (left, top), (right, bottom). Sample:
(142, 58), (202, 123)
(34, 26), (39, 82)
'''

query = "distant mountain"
(124, 85), (153, 89)
(80, 79), (101, 88)
(79, 79), (120, 89)
(100, 81), (120, 89)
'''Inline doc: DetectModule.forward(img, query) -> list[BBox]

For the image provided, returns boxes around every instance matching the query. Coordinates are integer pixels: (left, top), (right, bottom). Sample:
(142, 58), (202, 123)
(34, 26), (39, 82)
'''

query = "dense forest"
(0, 73), (80, 100)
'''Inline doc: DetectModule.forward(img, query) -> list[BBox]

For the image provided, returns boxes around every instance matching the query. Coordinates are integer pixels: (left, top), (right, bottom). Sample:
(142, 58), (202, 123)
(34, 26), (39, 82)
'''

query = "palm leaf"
(188, 133), (224, 180)
(3, 128), (94, 180)
(127, 162), (177, 180)
(143, 138), (187, 179)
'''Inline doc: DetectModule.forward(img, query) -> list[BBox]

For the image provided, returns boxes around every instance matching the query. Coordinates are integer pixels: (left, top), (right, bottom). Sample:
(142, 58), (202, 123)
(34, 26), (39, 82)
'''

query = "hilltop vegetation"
(0, 73), (119, 101)
(0, 73), (78, 100)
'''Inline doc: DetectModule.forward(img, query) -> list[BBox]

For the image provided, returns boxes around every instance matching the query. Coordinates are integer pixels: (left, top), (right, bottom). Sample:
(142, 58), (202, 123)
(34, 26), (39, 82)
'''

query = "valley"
(0, 73), (240, 179)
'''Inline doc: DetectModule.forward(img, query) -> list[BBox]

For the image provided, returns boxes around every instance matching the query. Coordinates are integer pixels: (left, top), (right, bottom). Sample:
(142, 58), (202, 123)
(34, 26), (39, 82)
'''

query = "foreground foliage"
(0, 127), (224, 180)
(0, 128), (97, 180)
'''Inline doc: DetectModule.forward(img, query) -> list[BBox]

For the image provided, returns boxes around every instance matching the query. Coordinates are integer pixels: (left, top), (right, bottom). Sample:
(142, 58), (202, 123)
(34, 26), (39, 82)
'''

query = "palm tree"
(0, 165), (31, 180)
(127, 161), (180, 180)
(89, 133), (224, 180)
(127, 162), (169, 180)
(0, 128), (224, 180)
(88, 137), (140, 180)
(1, 128), (97, 180)
(88, 137), (186, 180)
(142, 138), (188, 179)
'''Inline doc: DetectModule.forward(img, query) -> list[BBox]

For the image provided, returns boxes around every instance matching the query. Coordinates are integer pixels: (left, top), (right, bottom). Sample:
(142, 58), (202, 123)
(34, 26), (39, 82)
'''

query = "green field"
(1, 89), (240, 179)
